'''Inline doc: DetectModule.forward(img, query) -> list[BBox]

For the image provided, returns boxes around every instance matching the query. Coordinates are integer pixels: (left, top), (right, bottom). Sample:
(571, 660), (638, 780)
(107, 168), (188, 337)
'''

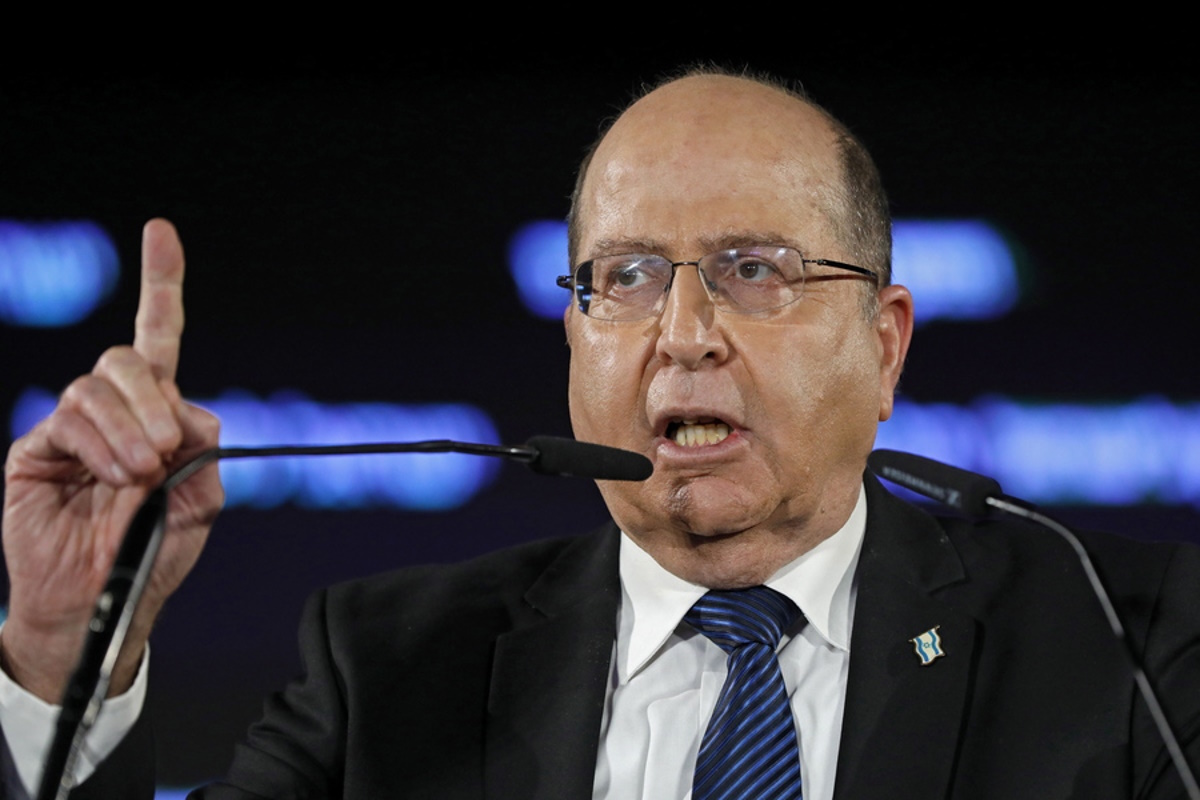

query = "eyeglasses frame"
(555, 247), (880, 321)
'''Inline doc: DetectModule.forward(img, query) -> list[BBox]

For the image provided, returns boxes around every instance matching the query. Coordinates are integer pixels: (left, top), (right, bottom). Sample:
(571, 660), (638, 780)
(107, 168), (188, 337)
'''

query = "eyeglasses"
(556, 245), (878, 321)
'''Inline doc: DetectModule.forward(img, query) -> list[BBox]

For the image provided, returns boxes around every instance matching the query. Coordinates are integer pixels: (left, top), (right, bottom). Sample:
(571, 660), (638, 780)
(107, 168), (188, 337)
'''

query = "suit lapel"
(485, 526), (620, 800)
(833, 477), (977, 800)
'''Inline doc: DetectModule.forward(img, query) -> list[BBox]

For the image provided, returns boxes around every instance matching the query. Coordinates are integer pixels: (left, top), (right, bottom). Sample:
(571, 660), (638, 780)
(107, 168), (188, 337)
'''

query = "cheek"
(752, 323), (880, 450)
(567, 322), (655, 442)
(805, 332), (884, 452)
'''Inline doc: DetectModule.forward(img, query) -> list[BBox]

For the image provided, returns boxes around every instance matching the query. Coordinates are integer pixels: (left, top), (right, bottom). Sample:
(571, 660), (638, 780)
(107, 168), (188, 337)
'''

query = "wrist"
(0, 623), (150, 704)
(0, 621), (76, 703)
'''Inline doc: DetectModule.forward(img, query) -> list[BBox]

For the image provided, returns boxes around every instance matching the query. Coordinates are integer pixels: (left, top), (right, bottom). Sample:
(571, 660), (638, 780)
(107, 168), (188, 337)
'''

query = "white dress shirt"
(593, 485), (866, 800)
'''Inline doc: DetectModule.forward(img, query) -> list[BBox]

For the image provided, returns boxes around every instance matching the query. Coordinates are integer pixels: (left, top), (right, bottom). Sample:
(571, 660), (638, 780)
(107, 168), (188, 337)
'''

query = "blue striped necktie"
(684, 586), (804, 800)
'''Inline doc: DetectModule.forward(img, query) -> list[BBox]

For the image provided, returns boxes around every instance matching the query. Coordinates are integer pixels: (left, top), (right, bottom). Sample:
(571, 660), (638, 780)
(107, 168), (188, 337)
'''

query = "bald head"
(567, 71), (891, 287)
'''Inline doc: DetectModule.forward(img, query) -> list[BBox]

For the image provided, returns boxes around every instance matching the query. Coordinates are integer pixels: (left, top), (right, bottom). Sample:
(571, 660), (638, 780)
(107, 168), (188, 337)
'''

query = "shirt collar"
(616, 484), (867, 683)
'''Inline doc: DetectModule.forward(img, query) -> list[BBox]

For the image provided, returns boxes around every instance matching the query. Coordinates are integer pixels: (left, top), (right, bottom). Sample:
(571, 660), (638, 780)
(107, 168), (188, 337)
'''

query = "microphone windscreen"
(525, 436), (653, 481)
(868, 449), (1001, 517)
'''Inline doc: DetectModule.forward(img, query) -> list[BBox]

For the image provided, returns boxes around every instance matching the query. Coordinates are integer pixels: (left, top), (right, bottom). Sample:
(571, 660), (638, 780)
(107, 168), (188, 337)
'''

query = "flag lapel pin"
(910, 626), (945, 666)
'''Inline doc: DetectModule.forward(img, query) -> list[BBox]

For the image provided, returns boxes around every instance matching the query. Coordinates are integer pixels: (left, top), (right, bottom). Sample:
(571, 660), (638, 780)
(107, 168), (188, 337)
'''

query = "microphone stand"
(37, 436), (650, 800)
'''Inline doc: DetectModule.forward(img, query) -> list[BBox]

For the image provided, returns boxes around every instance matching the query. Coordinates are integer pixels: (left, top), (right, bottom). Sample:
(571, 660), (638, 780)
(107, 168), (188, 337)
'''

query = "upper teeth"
(674, 421), (731, 447)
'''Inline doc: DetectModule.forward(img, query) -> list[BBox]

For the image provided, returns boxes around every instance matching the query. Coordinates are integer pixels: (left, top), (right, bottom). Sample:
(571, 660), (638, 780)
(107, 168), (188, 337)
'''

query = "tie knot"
(684, 586), (800, 654)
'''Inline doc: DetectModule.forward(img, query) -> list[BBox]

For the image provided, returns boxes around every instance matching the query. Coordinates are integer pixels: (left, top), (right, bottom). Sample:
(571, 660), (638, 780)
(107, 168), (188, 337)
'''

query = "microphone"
(867, 449), (1003, 517)
(525, 435), (653, 480)
(868, 448), (1199, 798)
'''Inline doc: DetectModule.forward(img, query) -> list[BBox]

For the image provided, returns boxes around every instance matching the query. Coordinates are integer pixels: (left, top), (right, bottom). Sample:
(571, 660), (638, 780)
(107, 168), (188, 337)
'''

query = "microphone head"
(868, 449), (1002, 517)
(524, 436), (653, 481)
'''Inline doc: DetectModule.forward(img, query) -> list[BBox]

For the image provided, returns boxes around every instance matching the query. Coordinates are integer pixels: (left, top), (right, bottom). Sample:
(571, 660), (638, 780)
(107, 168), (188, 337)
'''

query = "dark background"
(2, 36), (1196, 787)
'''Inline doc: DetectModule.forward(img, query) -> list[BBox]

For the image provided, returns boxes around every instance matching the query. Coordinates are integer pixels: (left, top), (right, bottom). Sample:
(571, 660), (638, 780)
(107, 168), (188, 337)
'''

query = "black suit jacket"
(65, 476), (1199, 798)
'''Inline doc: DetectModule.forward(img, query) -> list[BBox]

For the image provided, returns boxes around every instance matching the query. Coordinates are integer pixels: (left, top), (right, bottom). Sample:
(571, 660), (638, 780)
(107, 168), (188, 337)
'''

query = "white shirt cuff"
(0, 640), (148, 797)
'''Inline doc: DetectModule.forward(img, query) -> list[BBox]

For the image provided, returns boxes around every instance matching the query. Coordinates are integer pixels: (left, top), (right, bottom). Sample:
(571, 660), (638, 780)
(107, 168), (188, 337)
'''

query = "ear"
(875, 284), (914, 421)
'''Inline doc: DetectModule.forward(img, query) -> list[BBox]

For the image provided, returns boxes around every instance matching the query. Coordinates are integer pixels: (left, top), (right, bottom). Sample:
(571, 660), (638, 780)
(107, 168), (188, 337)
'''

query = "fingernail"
(111, 462), (130, 482)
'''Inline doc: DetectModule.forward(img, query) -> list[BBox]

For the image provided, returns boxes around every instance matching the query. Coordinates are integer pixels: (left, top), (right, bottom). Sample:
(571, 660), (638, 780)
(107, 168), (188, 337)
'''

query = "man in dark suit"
(2, 69), (1198, 798)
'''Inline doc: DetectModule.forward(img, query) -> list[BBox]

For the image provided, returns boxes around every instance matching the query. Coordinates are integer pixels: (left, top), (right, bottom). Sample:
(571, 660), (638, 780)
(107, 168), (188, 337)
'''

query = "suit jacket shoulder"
(193, 525), (621, 800)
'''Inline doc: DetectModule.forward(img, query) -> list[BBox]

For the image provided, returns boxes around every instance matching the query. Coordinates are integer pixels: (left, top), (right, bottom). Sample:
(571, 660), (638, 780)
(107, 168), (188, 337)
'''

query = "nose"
(655, 263), (730, 369)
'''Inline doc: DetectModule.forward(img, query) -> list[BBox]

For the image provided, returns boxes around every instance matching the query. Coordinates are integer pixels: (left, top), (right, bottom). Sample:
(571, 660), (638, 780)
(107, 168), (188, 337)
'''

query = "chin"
(664, 479), (777, 536)
(618, 474), (774, 532)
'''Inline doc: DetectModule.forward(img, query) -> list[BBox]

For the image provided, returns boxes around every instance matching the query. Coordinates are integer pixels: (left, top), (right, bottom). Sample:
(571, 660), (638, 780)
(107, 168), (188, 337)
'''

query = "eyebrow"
(585, 237), (671, 259)
(700, 232), (805, 253)
(583, 231), (807, 262)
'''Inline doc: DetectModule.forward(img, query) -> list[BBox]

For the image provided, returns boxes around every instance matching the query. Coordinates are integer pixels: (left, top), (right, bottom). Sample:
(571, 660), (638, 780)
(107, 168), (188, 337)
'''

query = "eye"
(596, 255), (666, 293)
(732, 257), (780, 282)
(614, 264), (652, 288)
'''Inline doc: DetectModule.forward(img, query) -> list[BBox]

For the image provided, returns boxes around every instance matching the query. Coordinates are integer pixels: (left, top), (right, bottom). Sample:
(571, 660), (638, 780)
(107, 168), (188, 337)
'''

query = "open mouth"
(664, 418), (732, 447)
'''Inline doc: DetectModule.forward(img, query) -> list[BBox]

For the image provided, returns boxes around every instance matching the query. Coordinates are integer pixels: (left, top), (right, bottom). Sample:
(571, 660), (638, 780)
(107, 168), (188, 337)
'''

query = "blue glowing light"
(508, 220), (571, 320)
(10, 388), (501, 511)
(507, 219), (1021, 325)
(892, 220), (1019, 323)
(155, 790), (191, 800)
(876, 397), (1200, 506)
(9, 387), (57, 443)
(0, 221), (120, 326)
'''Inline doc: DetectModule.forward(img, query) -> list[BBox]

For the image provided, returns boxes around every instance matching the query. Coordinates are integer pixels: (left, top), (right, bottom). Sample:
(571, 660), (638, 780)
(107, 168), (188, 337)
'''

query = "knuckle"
(59, 375), (102, 408)
(193, 406), (221, 435)
(157, 429), (185, 457)
(4, 438), (23, 479)
(92, 345), (141, 377)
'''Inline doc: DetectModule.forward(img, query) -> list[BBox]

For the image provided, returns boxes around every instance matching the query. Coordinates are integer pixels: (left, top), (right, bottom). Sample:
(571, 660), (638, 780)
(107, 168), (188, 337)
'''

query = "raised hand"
(1, 219), (223, 702)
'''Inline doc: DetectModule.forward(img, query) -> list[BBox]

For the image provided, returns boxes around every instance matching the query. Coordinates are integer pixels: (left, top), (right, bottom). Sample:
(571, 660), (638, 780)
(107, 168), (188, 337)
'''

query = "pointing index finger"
(133, 218), (186, 382)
